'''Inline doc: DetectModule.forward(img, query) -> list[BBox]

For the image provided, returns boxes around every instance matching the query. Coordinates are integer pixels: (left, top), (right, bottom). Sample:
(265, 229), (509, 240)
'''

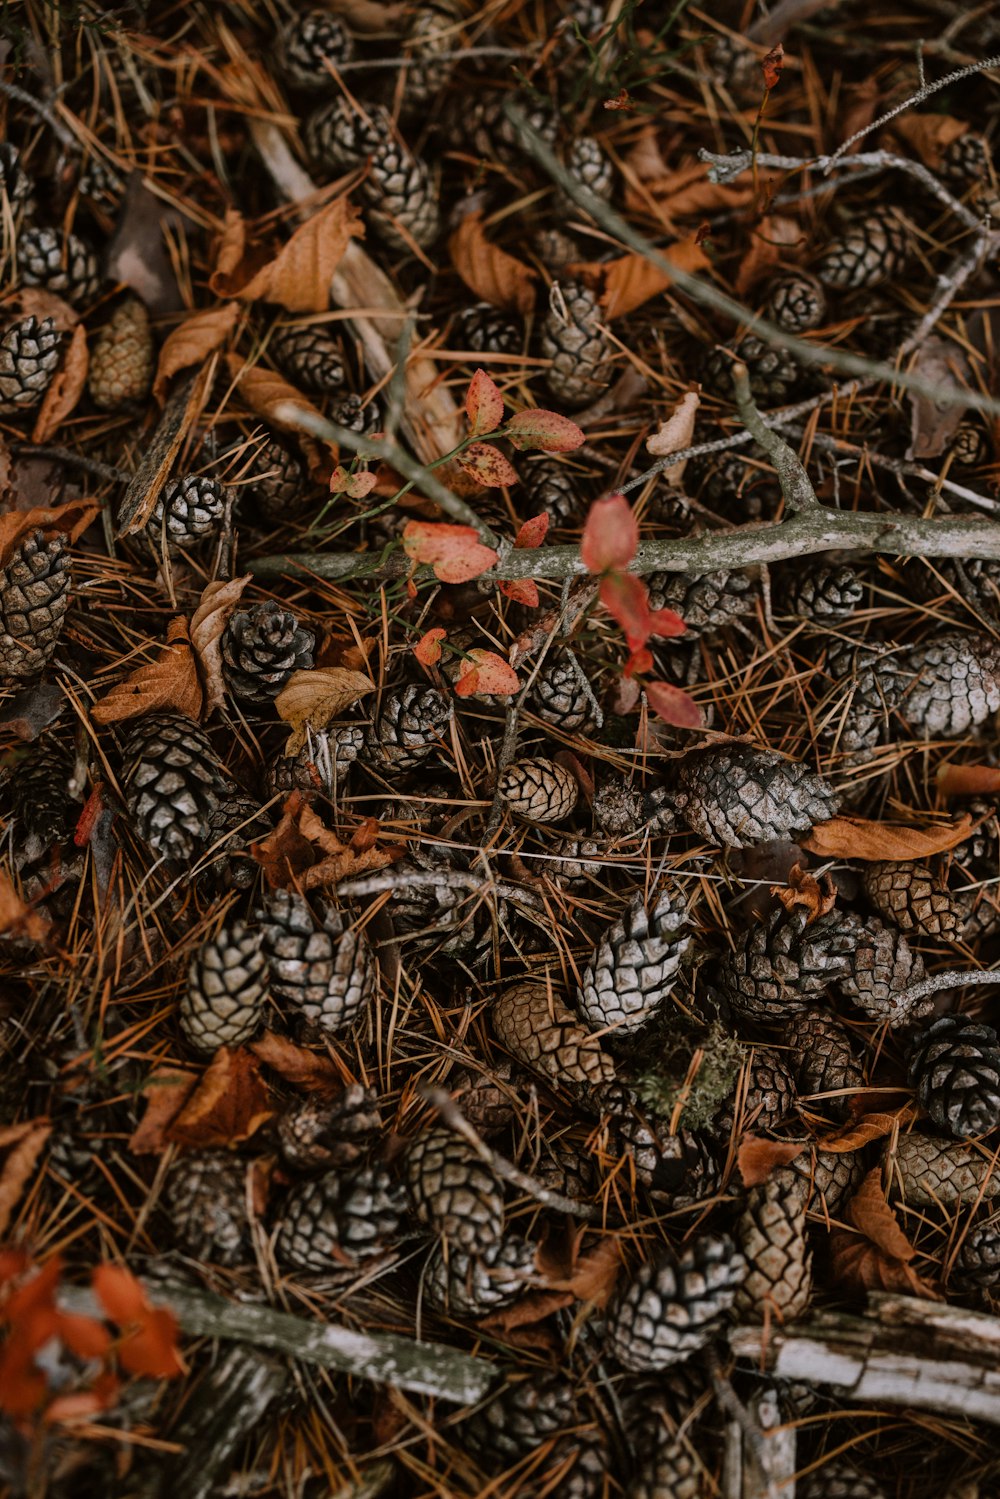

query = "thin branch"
(0, 78), (76, 149)
(825, 55), (1000, 170)
(10, 444), (131, 484)
(897, 967), (1000, 1010)
(731, 364), (820, 512)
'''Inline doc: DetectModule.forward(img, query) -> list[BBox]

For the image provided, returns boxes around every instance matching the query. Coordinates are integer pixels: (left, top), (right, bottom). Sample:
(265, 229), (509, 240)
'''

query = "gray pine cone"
(260, 890), (376, 1035)
(540, 281), (615, 408)
(0, 315), (62, 414)
(276, 1165), (404, 1268)
(606, 1233), (746, 1371)
(673, 745), (839, 847)
(221, 601), (316, 705)
(576, 888), (691, 1034)
(181, 922), (270, 1054)
(0, 529), (72, 680)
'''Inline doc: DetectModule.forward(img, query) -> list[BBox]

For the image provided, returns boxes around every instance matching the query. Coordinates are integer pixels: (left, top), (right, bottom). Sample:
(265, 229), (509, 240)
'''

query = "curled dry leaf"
(128, 1069), (199, 1155)
(214, 195), (364, 311)
(937, 763), (1000, 798)
(449, 209), (538, 316)
(152, 303), (240, 403)
(535, 1230), (621, 1307)
(829, 1228), (939, 1299)
(773, 864), (838, 922)
(0, 870), (50, 944)
(249, 1031), (342, 1094)
(761, 42), (784, 90)
(275, 666), (375, 755)
(90, 618), (203, 726)
(225, 356), (333, 473)
(624, 163), (755, 232)
(252, 791), (404, 891)
(167, 1047), (274, 1149)
(734, 215), (803, 297)
(737, 1134), (805, 1186)
(568, 241), (710, 319)
(646, 388), (700, 482)
(848, 1167), (917, 1261)
(802, 813), (974, 860)
(814, 1102), (917, 1153)
(188, 573), (252, 715)
(31, 324), (88, 444)
(0, 499), (98, 566)
(905, 335), (971, 460)
(0, 1121), (51, 1238)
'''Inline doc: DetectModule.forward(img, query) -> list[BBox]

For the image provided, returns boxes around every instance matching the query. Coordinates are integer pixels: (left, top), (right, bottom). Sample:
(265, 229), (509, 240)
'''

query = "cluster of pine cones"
(3, 2), (1000, 1497)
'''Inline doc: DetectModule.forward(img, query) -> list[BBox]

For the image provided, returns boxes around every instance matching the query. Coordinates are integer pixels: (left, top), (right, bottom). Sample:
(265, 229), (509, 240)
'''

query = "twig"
(897, 967), (1000, 1010)
(420, 1085), (600, 1221)
(825, 54), (1000, 170)
(11, 444), (131, 484)
(731, 364), (819, 513)
(0, 78), (76, 149)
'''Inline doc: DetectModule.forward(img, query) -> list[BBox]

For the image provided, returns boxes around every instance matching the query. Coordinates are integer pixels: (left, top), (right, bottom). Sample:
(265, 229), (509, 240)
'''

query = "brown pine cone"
(777, 1147), (865, 1215)
(785, 1009), (864, 1120)
(735, 1178), (812, 1323)
(887, 1133), (1000, 1209)
(492, 983), (616, 1091)
(87, 297), (154, 409)
(405, 1127), (504, 1252)
(862, 861), (968, 941)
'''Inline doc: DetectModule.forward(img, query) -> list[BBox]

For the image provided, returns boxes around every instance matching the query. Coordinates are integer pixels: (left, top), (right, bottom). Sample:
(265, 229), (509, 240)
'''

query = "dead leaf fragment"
(275, 667), (375, 755)
(646, 388), (700, 482)
(568, 242), (710, 319)
(251, 791), (405, 891)
(734, 215), (803, 297)
(226, 356), (333, 474)
(0, 1121), (51, 1237)
(128, 1069), (199, 1155)
(829, 1166), (941, 1299)
(31, 324), (89, 443)
(105, 173), (184, 314)
(0, 499), (98, 566)
(189, 574), (252, 714)
(249, 1031), (343, 1094)
(153, 303), (240, 404)
(222, 196), (365, 311)
(937, 763), (1000, 798)
(892, 113), (967, 171)
(773, 865), (837, 922)
(0, 869), (51, 944)
(905, 335), (972, 460)
(91, 618), (203, 725)
(449, 210), (538, 316)
(737, 1134), (805, 1185)
(815, 1102), (917, 1153)
(167, 1047), (274, 1149)
(802, 813), (974, 860)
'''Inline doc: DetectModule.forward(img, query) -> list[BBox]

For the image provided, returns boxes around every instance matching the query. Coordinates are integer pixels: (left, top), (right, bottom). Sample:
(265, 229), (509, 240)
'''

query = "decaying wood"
(722, 1385), (797, 1499)
(729, 1293), (1000, 1426)
(117, 367), (212, 535)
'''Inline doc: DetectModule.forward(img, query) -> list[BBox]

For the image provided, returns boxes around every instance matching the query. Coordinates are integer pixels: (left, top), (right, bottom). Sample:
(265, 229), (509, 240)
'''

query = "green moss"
(631, 1021), (742, 1131)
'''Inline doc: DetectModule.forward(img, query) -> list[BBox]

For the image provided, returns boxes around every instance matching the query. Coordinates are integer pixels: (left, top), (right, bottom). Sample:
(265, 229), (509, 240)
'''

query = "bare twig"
(11, 444), (131, 484)
(825, 54), (1000, 170)
(731, 364), (820, 513)
(897, 968), (1000, 1010)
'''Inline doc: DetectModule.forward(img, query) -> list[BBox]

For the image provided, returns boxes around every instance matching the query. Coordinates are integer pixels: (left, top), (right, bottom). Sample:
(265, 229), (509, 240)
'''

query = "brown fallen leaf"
(0, 1121), (51, 1237)
(249, 1031), (343, 1094)
(219, 195), (364, 311)
(153, 303), (241, 404)
(16, 288), (80, 332)
(734, 215), (803, 297)
(646, 388), (700, 483)
(891, 114), (967, 171)
(128, 1069), (199, 1155)
(105, 173), (185, 314)
(848, 1166), (916, 1259)
(802, 812), (974, 860)
(31, 324), (89, 444)
(905, 335), (971, 460)
(251, 791), (405, 891)
(91, 618), (203, 726)
(0, 434), (11, 503)
(829, 1228), (939, 1299)
(568, 242), (710, 320)
(189, 574), (252, 714)
(449, 209), (538, 317)
(773, 864), (837, 922)
(737, 1134), (805, 1186)
(535, 1232), (621, 1307)
(937, 763), (1000, 798)
(275, 667), (375, 756)
(624, 163), (755, 231)
(0, 499), (99, 566)
(167, 1047), (274, 1149)
(0, 868), (51, 944)
(478, 1290), (575, 1333)
(225, 356), (333, 474)
(814, 1102), (917, 1154)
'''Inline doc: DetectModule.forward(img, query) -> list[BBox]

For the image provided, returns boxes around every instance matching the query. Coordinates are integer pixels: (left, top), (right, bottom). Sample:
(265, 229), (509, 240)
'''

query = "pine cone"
(462, 1373), (578, 1464)
(949, 425), (989, 468)
(498, 758), (579, 823)
(954, 1220), (1000, 1288)
(815, 210), (907, 290)
(405, 1127), (504, 1252)
(0, 530), (72, 680)
(626, 1386), (706, 1499)
(540, 281), (614, 408)
(887, 1133), (1000, 1209)
(673, 744), (840, 847)
(452, 1065), (517, 1135)
(202, 786), (271, 891)
(605, 1233), (746, 1371)
(700, 336), (802, 405)
(0, 143), (35, 216)
(17, 226), (100, 304)
(530, 654), (598, 734)
(688, 450), (780, 524)
(221, 601), (316, 705)
(521, 454), (589, 528)
(276, 1165), (403, 1268)
(735, 1177), (812, 1322)
(453, 303), (523, 357)
(645, 569), (755, 638)
(716, 908), (855, 1024)
(260, 889), (376, 1035)
(424, 1237), (539, 1316)
(146, 474), (230, 547)
(562, 134), (614, 205)
(615, 1113), (721, 1203)
(492, 983), (616, 1091)
(0, 315), (62, 413)
(166, 1152), (251, 1265)
(87, 297), (154, 409)
(862, 860), (967, 941)
(576, 888), (691, 1034)
(244, 436), (311, 523)
(908, 1015), (1000, 1139)
(366, 134), (440, 252)
(591, 778), (674, 839)
(277, 1085), (381, 1172)
(399, 0), (458, 110)
(122, 713), (226, 863)
(821, 639), (907, 753)
(303, 97), (387, 176)
(180, 922), (270, 1055)
(10, 733), (76, 853)
(891, 631), (1000, 737)
(782, 563), (863, 623)
(363, 684), (452, 772)
(329, 390), (380, 436)
(718, 1046), (796, 1135)
(778, 1147), (864, 1215)
(798, 1460), (889, 1499)
(941, 132), (993, 186)
(786, 1008), (863, 1119)
(763, 272), (827, 332)
(268, 322), (345, 394)
(267, 724), (364, 800)
(278, 9), (354, 90)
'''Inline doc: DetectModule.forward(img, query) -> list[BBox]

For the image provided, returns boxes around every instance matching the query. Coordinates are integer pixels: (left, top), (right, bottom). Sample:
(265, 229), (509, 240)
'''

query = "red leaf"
(515, 512), (549, 549)
(454, 649), (520, 697)
(645, 679), (704, 729)
(92, 1264), (184, 1379)
(401, 521), (499, 583)
(457, 442), (519, 488)
(73, 783), (103, 848)
(499, 579), (540, 607)
(597, 573), (649, 650)
(465, 368), (504, 436)
(92, 1264), (146, 1325)
(413, 627), (447, 666)
(624, 647), (654, 678)
(581, 494), (638, 572)
(55, 1312), (112, 1362)
(506, 409), (586, 453)
(761, 42), (784, 90)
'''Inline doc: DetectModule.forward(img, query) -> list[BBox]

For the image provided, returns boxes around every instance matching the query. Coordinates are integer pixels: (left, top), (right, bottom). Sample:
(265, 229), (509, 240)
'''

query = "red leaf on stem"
(645, 680), (704, 729)
(457, 442), (519, 488)
(402, 521), (499, 583)
(581, 494), (638, 573)
(761, 43), (784, 90)
(506, 409), (585, 453)
(499, 579), (540, 607)
(454, 650), (520, 697)
(515, 512), (549, 549)
(465, 368), (505, 436)
(413, 628), (447, 666)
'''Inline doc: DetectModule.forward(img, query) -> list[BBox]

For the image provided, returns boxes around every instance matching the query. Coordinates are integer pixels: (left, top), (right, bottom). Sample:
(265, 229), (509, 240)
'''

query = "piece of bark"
(722, 1385), (797, 1499)
(116, 368), (212, 535)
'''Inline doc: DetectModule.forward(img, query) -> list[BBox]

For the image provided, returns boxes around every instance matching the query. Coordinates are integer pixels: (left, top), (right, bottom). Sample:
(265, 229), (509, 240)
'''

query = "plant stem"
(730, 364), (820, 512)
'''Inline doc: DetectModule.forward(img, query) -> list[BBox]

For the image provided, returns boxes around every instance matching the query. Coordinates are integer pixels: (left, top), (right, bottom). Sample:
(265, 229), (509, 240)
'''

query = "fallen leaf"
(413, 628), (446, 666)
(167, 1047), (274, 1149)
(892, 114), (967, 171)
(645, 679), (703, 729)
(401, 520), (498, 583)
(465, 368), (505, 436)
(773, 865), (838, 922)
(252, 792), (405, 891)
(569, 241), (711, 318)
(906, 335), (971, 460)
(761, 42), (784, 90)
(128, 1069), (199, 1155)
(73, 784), (103, 848)
(0, 1122), (51, 1237)
(737, 1134), (805, 1186)
(275, 667), (375, 756)
(937, 763), (1000, 798)
(646, 389), (700, 482)
(599, 571), (686, 653)
(103, 173), (184, 314)
(848, 1167), (916, 1260)
(580, 493), (638, 572)
(457, 442), (519, 488)
(478, 1290), (574, 1332)
(505, 409), (585, 454)
(92, 1264), (185, 1377)
(90, 618), (203, 726)
(31, 324), (88, 444)
(0, 499), (98, 566)
(814, 1102), (917, 1153)
(152, 303), (240, 404)
(0, 435), (11, 503)
(330, 465), (377, 498)
(226, 356), (333, 458)
(515, 513), (549, 549)
(829, 1228), (939, 1299)
(249, 1031), (342, 1093)
(624, 163), (755, 231)
(802, 813), (974, 860)
(215, 195), (364, 311)
(536, 1233), (621, 1307)
(188, 574), (252, 715)
(0, 870), (50, 944)
(734, 215), (803, 297)
(454, 650), (520, 698)
(449, 210), (537, 316)
(498, 579), (540, 608)
(0, 683), (65, 742)
(16, 289), (79, 332)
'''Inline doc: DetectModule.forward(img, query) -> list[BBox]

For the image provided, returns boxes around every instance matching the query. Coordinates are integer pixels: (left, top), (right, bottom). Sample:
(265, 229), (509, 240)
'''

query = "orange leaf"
(457, 442), (519, 488)
(568, 242), (711, 318)
(413, 627), (446, 665)
(153, 303), (240, 403)
(829, 1229), (939, 1299)
(225, 356), (333, 471)
(478, 1290), (574, 1332)
(188, 574), (253, 716)
(449, 210), (538, 316)
(0, 1122), (52, 1237)
(625, 166), (755, 230)
(249, 1031), (342, 1094)
(0, 499), (98, 566)
(848, 1167), (917, 1261)
(599, 572), (685, 653)
(505, 409), (585, 454)
(581, 494), (638, 572)
(93, 1265), (184, 1378)
(465, 368), (504, 436)
(499, 579), (540, 607)
(209, 209), (249, 296)
(90, 618), (204, 725)
(0, 870), (50, 945)
(252, 792), (404, 891)
(536, 1233), (621, 1307)
(44, 1381), (121, 1424)
(31, 324), (88, 443)
(128, 1069), (199, 1155)
(167, 1048), (274, 1149)
(92, 1264), (146, 1324)
(226, 196), (364, 312)
(815, 1102), (917, 1154)
(515, 512), (549, 549)
(937, 763), (1000, 798)
(401, 520), (498, 583)
(734, 215), (803, 298)
(773, 865), (838, 922)
(802, 813), (974, 860)
(454, 649), (520, 698)
(645, 679), (704, 729)
(737, 1134), (805, 1186)
(761, 42), (784, 91)
(55, 1311), (112, 1362)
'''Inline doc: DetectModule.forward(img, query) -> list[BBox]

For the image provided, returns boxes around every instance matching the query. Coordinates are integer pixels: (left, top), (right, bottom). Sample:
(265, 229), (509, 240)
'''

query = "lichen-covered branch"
(730, 364), (819, 513)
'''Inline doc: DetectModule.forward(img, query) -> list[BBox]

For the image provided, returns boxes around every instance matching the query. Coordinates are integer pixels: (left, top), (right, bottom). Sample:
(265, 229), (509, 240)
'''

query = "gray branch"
(730, 365), (819, 513)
